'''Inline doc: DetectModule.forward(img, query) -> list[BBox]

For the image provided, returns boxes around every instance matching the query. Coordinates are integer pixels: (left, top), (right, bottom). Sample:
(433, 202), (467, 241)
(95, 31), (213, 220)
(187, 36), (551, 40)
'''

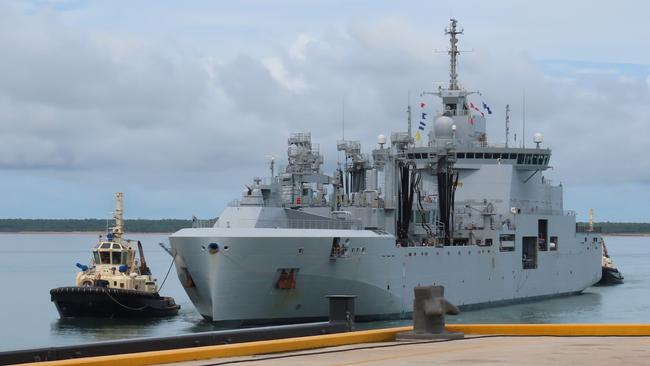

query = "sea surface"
(0, 233), (648, 352)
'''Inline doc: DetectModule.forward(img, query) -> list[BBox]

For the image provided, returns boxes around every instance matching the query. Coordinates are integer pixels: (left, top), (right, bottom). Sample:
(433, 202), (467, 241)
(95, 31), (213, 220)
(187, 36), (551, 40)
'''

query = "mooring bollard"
(327, 295), (356, 330)
(397, 285), (463, 340)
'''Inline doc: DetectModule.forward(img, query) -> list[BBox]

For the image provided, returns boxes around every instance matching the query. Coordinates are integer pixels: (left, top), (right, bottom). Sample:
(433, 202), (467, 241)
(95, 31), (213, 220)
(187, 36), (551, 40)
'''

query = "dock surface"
(165, 336), (650, 366)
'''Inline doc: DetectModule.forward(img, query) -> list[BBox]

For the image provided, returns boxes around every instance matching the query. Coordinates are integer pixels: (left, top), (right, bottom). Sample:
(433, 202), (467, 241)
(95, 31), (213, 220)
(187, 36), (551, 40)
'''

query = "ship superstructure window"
(112, 252), (122, 265)
(93, 251), (100, 264)
(499, 234), (515, 252)
(509, 153), (517, 159)
(101, 243), (110, 249)
(538, 219), (548, 251)
(485, 153), (492, 159)
(457, 153), (465, 158)
(466, 153), (475, 159)
(475, 153), (484, 159)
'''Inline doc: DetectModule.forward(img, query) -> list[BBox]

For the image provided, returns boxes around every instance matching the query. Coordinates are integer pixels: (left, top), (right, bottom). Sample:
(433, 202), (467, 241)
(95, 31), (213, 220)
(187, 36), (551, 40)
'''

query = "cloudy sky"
(1, 0), (649, 221)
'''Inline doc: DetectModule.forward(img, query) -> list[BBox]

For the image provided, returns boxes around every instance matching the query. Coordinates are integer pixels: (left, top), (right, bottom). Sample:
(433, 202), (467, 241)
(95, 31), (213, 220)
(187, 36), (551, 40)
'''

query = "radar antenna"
(445, 18), (463, 90)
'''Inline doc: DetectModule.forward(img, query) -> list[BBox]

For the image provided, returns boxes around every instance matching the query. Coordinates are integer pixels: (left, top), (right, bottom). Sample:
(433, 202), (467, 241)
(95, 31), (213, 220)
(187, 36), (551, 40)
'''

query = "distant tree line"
(0, 219), (216, 233)
(585, 222), (650, 234)
(0, 219), (647, 234)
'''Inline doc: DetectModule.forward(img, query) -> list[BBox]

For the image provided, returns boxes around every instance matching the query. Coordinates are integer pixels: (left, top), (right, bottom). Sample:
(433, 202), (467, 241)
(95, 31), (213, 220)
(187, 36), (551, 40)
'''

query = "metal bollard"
(397, 285), (463, 340)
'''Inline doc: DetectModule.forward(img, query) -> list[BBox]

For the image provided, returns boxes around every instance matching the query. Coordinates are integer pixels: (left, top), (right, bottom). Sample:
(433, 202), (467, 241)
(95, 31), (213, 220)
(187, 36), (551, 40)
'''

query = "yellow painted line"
(17, 324), (650, 366)
(18, 327), (411, 366)
(446, 323), (650, 336)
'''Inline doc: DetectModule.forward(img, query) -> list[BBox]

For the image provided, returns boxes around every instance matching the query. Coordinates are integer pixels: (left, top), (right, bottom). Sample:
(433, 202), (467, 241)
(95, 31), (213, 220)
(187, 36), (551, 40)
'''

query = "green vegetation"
(586, 222), (650, 234)
(0, 219), (210, 233)
(0, 219), (648, 234)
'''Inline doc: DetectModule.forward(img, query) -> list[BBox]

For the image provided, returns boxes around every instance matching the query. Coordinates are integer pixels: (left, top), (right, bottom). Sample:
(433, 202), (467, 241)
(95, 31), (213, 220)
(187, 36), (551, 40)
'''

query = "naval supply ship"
(168, 19), (603, 325)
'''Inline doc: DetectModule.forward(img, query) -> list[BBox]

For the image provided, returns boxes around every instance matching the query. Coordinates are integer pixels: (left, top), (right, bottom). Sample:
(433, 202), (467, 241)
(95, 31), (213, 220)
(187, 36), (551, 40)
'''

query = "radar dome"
(533, 132), (543, 144)
(377, 134), (386, 145)
(434, 116), (455, 138)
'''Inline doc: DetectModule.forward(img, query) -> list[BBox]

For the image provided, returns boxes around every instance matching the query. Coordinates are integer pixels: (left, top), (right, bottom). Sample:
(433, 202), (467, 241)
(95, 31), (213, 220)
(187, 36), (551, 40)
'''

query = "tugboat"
(597, 242), (624, 285)
(50, 193), (180, 318)
(587, 209), (624, 286)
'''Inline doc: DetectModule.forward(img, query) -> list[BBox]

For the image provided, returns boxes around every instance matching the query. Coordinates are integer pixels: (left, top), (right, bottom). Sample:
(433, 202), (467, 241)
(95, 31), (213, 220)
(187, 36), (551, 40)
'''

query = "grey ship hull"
(170, 225), (602, 325)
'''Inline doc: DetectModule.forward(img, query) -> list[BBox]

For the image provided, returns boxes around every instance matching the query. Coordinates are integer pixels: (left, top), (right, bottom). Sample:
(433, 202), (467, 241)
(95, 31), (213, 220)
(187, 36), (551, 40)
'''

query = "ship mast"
(113, 192), (124, 242)
(446, 18), (463, 90)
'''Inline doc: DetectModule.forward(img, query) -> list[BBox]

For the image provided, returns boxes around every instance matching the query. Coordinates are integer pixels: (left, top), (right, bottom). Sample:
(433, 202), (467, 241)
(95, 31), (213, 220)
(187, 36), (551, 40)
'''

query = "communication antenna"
(505, 104), (510, 148)
(522, 89), (526, 148)
(264, 155), (277, 178)
(341, 99), (345, 141)
(407, 91), (412, 143)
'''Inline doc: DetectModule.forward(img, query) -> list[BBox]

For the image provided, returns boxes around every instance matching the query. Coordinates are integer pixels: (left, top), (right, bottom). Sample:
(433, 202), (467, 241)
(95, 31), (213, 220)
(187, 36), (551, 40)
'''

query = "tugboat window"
(112, 252), (122, 265)
(93, 251), (100, 264)
(101, 243), (110, 249)
(112, 244), (121, 249)
(100, 251), (110, 264)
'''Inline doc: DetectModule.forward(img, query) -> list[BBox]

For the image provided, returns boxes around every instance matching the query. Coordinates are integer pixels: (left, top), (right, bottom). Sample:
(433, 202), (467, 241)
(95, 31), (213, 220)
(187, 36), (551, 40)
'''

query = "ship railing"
(191, 217), (217, 228)
(250, 218), (363, 230)
(576, 224), (602, 233)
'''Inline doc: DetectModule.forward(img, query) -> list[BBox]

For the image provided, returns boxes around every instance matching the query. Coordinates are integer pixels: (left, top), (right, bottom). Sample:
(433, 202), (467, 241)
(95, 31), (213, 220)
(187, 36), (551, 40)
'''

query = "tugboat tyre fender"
(81, 280), (94, 287)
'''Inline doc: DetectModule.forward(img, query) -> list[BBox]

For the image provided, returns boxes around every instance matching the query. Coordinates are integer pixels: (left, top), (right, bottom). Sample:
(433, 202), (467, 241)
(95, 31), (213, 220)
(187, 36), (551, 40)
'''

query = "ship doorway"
(538, 219), (548, 251)
(522, 236), (538, 269)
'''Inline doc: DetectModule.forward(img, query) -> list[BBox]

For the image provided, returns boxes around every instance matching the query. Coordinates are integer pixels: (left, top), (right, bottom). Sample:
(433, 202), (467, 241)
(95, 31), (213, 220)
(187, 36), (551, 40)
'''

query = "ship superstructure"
(169, 19), (602, 325)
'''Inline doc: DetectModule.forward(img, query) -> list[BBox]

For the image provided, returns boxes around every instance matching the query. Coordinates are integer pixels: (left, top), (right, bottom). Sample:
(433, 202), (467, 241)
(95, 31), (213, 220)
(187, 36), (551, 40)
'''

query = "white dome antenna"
(378, 134), (386, 149)
(533, 132), (543, 148)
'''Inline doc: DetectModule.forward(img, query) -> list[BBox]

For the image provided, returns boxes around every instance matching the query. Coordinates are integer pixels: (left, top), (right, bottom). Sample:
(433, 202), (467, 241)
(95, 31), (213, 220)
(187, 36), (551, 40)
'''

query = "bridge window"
(457, 153), (465, 159)
(111, 252), (122, 265)
(484, 153), (492, 159)
(475, 153), (484, 159)
(466, 153), (475, 159)
(517, 154), (524, 164)
(99, 251), (110, 264)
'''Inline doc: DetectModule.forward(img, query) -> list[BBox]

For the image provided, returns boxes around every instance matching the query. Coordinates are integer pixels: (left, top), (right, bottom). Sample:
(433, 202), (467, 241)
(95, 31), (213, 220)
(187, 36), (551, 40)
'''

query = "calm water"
(0, 233), (648, 351)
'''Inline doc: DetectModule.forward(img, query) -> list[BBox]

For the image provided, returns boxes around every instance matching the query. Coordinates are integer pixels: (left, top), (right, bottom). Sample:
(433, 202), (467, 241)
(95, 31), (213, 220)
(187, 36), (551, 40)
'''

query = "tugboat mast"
(113, 192), (124, 242)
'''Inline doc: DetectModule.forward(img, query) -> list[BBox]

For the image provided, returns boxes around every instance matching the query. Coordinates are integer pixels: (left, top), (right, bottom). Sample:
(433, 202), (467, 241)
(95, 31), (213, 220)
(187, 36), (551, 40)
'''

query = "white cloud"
(0, 4), (649, 219)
